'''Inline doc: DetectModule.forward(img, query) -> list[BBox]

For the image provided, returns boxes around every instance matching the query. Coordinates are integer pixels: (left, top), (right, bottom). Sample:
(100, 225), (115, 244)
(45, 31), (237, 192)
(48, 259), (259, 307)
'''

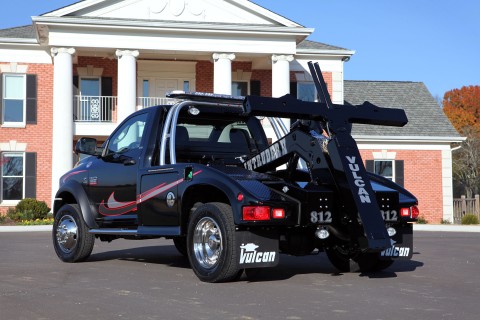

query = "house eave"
(0, 38), (38, 45)
(296, 49), (356, 56)
(32, 16), (314, 37)
(353, 135), (466, 144)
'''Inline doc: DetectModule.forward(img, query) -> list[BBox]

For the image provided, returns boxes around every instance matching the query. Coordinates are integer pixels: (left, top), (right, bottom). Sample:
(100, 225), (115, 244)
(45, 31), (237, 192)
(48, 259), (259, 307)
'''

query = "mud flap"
(236, 230), (279, 269)
(379, 223), (413, 260)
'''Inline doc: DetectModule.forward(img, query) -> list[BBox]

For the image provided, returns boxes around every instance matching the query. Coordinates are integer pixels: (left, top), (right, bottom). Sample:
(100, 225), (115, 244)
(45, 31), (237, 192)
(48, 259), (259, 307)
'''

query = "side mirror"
(75, 137), (102, 156)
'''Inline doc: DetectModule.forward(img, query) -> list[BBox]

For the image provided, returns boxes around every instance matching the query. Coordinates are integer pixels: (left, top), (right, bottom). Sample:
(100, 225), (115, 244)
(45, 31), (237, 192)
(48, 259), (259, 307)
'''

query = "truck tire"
(326, 246), (394, 272)
(53, 204), (95, 263)
(187, 202), (241, 283)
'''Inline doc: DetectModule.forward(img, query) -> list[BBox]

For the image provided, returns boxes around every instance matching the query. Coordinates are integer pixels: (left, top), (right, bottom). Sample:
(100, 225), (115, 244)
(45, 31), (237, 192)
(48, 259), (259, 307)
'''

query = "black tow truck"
(53, 62), (419, 282)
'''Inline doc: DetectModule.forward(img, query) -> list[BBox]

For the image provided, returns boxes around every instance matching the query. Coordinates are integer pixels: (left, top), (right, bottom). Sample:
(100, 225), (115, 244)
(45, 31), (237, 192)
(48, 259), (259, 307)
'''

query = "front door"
(87, 112), (149, 227)
(155, 79), (178, 97)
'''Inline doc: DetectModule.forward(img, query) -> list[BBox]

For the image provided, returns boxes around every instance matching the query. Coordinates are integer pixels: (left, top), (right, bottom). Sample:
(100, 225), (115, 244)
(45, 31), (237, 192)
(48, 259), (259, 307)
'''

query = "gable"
(43, 0), (302, 26)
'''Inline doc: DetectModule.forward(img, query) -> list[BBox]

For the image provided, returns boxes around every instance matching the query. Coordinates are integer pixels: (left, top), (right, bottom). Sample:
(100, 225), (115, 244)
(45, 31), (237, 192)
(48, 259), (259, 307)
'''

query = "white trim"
(0, 141), (27, 152)
(372, 150), (397, 160)
(32, 16), (314, 36)
(354, 135), (465, 143)
(358, 143), (452, 151)
(441, 149), (454, 223)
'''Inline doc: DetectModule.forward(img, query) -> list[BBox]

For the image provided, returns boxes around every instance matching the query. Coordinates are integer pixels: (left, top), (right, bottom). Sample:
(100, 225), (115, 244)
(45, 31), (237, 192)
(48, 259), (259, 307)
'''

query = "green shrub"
(15, 198), (50, 220)
(461, 214), (479, 225)
(7, 207), (32, 222)
(441, 219), (451, 225)
(416, 216), (428, 224)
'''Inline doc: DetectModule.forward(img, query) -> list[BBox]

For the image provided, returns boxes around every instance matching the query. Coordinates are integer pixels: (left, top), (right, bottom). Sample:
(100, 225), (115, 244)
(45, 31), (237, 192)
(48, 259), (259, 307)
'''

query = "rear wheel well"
(180, 185), (230, 234)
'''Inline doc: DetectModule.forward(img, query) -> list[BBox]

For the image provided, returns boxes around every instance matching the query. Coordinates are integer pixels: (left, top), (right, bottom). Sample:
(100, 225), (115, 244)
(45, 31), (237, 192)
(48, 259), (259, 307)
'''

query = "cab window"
(107, 113), (148, 154)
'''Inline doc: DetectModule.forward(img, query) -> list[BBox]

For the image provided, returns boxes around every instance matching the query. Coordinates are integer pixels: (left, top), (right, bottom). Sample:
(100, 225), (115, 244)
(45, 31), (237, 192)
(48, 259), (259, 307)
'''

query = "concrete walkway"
(1, 224), (480, 233)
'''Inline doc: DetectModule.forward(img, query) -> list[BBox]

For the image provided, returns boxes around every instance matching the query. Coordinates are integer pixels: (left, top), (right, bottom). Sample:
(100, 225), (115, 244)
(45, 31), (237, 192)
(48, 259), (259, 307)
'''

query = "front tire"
(187, 202), (241, 283)
(53, 204), (95, 262)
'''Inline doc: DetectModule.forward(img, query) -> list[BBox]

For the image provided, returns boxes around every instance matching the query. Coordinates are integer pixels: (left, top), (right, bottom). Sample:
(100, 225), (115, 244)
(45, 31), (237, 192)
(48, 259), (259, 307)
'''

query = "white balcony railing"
(137, 97), (177, 109)
(74, 95), (117, 122)
(73, 96), (178, 122)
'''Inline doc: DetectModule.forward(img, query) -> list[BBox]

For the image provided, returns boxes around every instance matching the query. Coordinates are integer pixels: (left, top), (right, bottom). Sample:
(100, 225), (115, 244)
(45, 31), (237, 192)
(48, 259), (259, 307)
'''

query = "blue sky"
(1, 0), (478, 100)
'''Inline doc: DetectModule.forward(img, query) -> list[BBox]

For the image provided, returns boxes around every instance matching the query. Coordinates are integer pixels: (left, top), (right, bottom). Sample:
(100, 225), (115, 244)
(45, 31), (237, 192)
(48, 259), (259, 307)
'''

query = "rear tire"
(53, 204), (95, 262)
(187, 202), (240, 283)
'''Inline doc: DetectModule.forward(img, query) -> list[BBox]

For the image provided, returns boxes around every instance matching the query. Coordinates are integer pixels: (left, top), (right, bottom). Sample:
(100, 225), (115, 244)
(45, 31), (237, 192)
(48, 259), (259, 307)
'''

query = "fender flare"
(54, 181), (98, 229)
(180, 171), (248, 224)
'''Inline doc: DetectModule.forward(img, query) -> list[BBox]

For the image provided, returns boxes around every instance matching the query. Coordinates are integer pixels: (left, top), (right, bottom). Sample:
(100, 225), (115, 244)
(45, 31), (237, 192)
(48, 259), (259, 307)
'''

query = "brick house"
(0, 0), (461, 222)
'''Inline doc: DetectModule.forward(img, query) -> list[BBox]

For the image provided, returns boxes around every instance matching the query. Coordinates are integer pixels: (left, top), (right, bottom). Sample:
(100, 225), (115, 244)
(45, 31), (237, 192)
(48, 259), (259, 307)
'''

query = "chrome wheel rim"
(193, 217), (223, 269)
(56, 215), (78, 254)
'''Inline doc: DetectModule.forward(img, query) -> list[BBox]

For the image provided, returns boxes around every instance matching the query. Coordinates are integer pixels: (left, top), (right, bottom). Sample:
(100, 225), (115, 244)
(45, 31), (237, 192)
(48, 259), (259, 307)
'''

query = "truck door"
(87, 112), (149, 225)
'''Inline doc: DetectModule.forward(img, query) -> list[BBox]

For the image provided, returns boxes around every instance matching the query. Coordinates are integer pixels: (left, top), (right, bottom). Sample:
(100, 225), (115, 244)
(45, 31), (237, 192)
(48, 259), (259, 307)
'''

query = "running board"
(89, 228), (137, 236)
(89, 226), (180, 237)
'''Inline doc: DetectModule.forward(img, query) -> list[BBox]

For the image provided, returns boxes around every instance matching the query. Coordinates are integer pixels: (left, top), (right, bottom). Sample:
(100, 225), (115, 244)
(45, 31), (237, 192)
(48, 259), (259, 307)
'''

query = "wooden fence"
(453, 195), (480, 224)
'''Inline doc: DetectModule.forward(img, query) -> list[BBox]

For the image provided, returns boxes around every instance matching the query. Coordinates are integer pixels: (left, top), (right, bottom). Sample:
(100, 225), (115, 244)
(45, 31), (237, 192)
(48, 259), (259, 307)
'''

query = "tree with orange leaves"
(443, 85), (480, 134)
(443, 85), (480, 198)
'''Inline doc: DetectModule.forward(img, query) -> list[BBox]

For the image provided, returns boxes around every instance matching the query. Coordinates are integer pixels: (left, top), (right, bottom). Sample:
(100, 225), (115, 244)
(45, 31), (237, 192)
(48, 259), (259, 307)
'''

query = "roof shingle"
(0, 25), (36, 39)
(344, 80), (460, 138)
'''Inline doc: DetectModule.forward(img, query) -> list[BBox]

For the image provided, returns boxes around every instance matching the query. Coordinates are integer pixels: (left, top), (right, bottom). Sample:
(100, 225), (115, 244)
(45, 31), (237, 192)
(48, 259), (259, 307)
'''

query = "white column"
(271, 54), (293, 98)
(116, 49), (139, 123)
(212, 53), (235, 95)
(272, 54), (294, 131)
(51, 47), (75, 200)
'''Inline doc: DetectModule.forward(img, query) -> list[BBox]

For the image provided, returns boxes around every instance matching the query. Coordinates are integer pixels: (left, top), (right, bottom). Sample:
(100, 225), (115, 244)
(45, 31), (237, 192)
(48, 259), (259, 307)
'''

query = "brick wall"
(74, 56), (118, 96)
(360, 149), (444, 223)
(196, 61), (213, 93)
(0, 63), (54, 213)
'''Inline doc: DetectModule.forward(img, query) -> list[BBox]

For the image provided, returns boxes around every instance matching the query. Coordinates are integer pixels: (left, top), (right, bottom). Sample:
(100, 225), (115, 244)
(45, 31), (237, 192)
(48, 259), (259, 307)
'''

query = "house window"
(183, 81), (190, 92)
(297, 82), (317, 102)
(374, 160), (394, 181)
(2, 74), (26, 125)
(143, 80), (149, 97)
(1, 152), (24, 201)
(232, 81), (248, 96)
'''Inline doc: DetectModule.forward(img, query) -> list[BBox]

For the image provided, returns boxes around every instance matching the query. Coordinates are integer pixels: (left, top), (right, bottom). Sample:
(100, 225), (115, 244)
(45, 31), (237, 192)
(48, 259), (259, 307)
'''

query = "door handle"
(123, 158), (136, 166)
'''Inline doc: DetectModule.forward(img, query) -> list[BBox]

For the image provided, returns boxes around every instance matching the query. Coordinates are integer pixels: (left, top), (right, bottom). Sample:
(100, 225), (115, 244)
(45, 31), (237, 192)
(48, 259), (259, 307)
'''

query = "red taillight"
(400, 206), (420, 219)
(411, 206), (420, 219)
(243, 206), (271, 221)
(272, 208), (285, 219)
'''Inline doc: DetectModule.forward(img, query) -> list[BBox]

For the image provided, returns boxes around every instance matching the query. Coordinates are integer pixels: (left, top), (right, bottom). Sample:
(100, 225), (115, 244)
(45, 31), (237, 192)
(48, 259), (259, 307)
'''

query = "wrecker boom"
(242, 62), (408, 251)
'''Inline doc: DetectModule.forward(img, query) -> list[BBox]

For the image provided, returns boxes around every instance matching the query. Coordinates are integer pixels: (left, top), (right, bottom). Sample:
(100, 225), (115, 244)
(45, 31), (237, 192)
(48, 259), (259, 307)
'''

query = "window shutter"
(26, 74), (37, 124)
(366, 160), (374, 173)
(73, 76), (79, 95)
(101, 77), (113, 121)
(395, 160), (404, 187)
(25, 152), (37, 198)
(250, 80), (261, 96)
(290, 82), (297, 97)
(101, 77), (113, 96)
